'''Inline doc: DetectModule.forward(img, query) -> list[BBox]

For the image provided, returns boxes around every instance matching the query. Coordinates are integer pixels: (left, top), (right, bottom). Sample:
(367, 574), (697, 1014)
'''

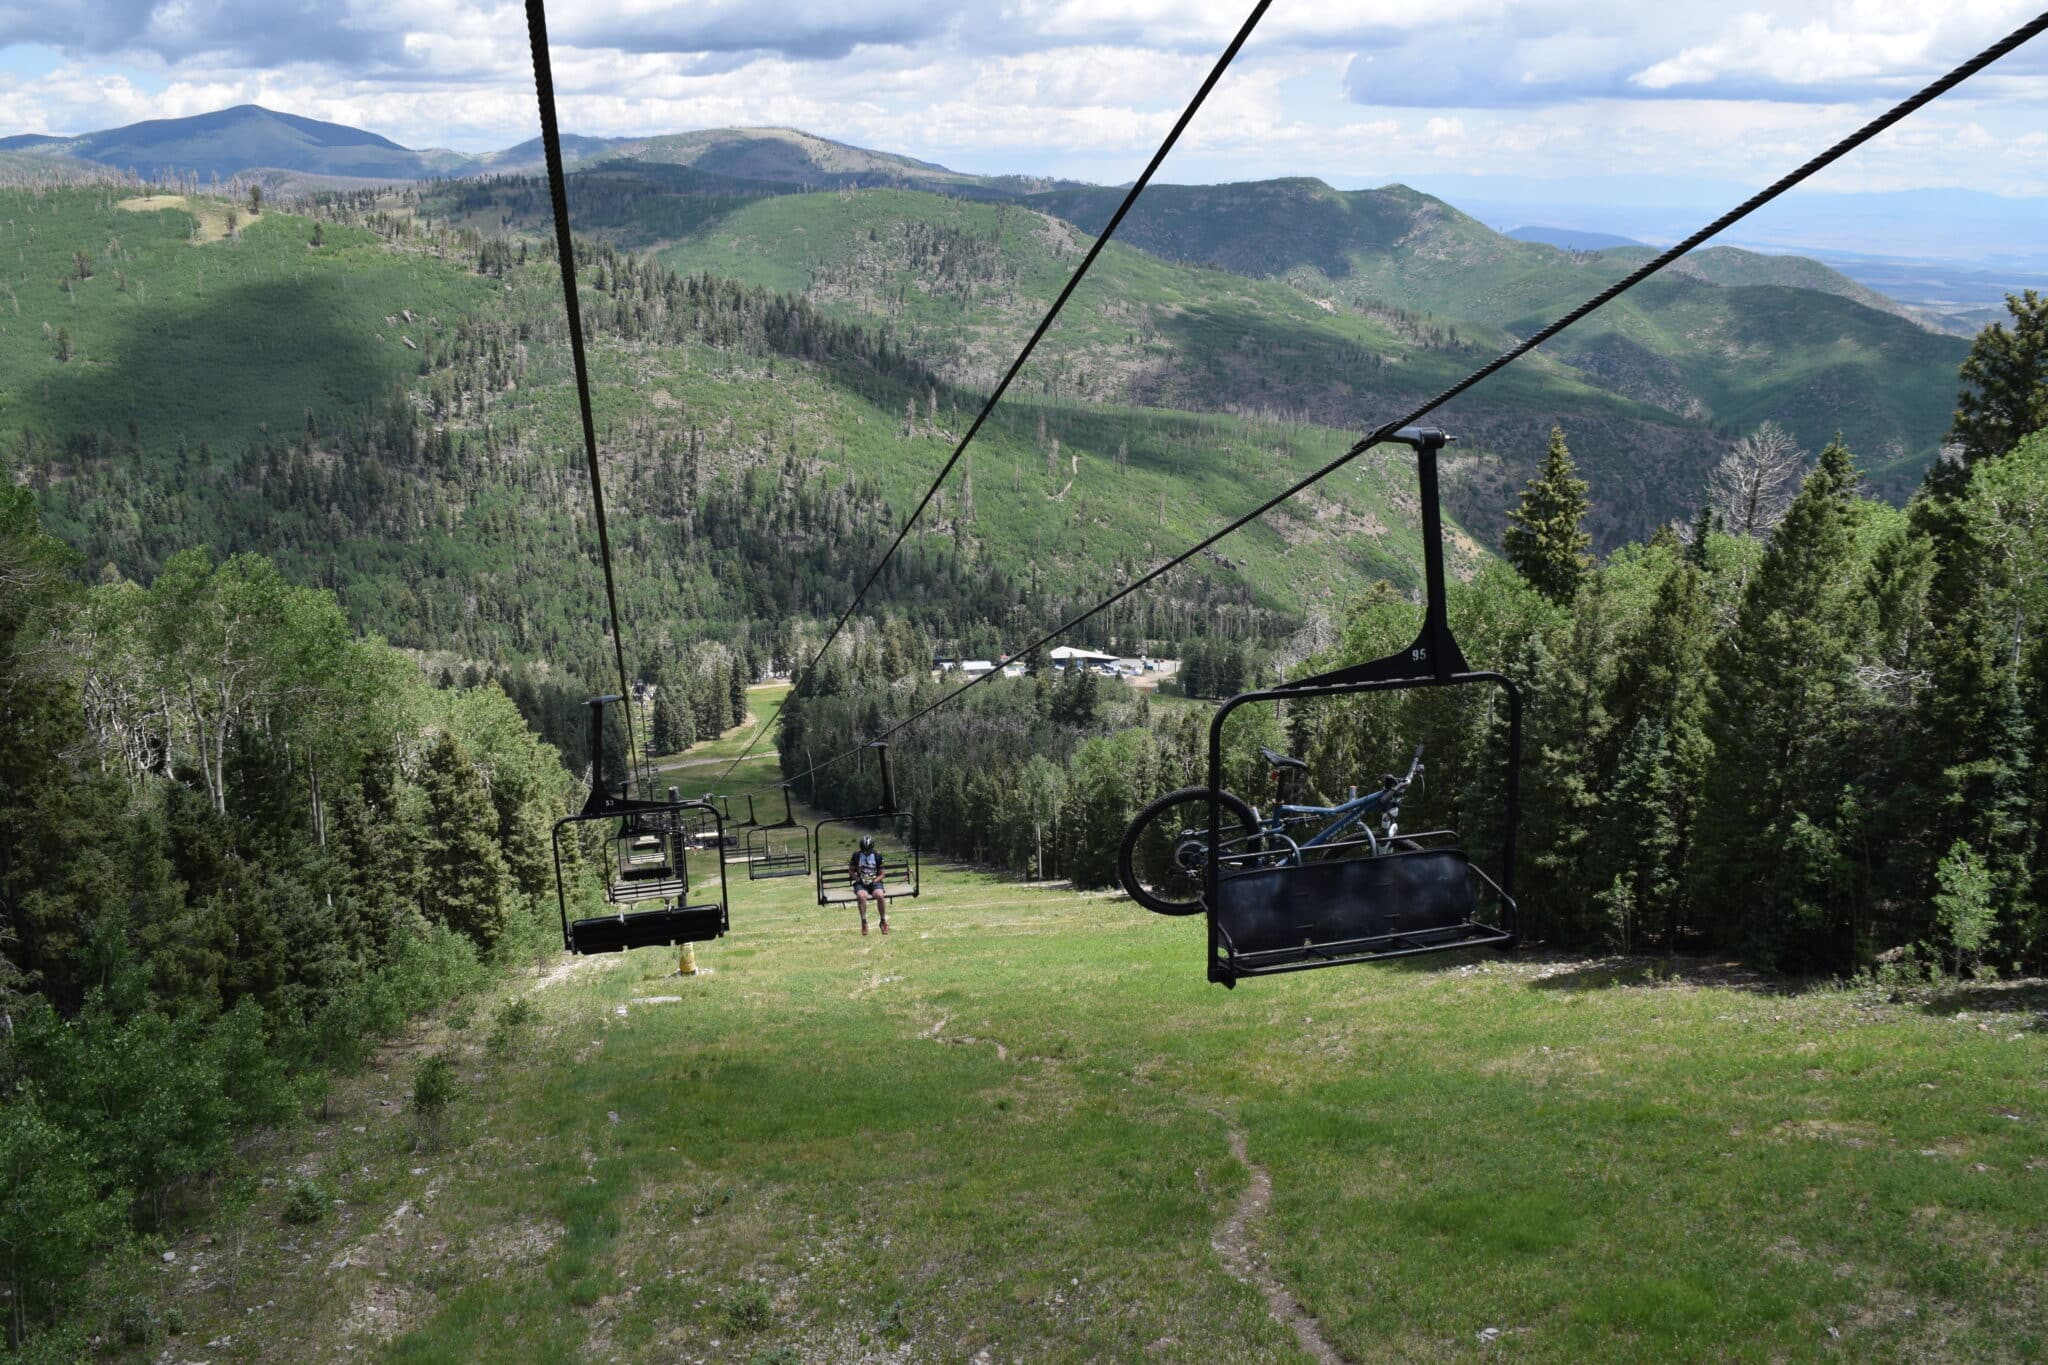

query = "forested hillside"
(445, 171), (1715, 543)
(1026, 178), (1969, 493)
(438, 159), (1970, 541)
(0, 482), (583, 1347)
(4, 185), (1446, 708)
(785, 388), (2048, 978)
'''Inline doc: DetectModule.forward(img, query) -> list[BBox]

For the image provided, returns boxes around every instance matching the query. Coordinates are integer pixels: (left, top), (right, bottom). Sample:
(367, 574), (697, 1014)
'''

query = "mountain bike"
(1117, 745), (1425, 915)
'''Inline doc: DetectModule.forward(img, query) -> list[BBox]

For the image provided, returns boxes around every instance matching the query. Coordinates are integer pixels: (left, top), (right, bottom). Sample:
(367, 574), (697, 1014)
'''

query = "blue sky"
(2, 1), (2045, 224)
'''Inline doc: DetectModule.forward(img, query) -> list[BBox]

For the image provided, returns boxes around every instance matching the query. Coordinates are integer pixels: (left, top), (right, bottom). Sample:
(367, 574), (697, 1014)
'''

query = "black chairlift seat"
(1214, 834), (1513, 975)
(716, 795), (760, 864)
(552, 697), (730, 955)
(812, 742), (921, 906)
(702, 791), (756, 830)
(746, 786), (812, 881)
(1202, 427), (1520, 986)
(570, 900), (726, 953)
(816, 845), (919, 904)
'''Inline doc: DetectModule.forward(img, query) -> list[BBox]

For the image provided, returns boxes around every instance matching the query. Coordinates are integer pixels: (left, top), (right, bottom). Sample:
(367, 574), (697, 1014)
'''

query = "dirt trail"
(1212, 1120), (1349, 1364)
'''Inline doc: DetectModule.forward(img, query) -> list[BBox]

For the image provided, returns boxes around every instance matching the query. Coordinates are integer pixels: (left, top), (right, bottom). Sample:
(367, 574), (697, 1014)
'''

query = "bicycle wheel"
(1117, 786), (1263, 916)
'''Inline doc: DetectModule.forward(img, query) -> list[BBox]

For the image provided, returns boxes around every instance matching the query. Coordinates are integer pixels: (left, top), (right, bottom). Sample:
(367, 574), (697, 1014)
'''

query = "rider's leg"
(877, 890), (889, 933)
(856, 886), (870, 933)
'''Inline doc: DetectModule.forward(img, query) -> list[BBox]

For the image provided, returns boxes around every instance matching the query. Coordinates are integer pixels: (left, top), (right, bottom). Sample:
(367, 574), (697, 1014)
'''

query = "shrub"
(411, 1054), (460, 1147)
(282, 1178), (332, 1226)
(723, 1284), (773, 1334)
(486, 995), (538, 1055)
(0, 1096), (124, 1346)
(115, 1294), (160, 1346)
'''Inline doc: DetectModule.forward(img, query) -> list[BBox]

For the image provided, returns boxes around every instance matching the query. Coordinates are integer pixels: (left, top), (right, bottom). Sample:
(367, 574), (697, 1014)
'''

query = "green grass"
(124, 741), (2048, 1362)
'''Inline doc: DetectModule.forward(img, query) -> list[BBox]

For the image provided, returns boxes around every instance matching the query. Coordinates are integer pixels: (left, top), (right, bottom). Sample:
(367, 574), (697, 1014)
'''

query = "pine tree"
(1949, 289), (2048, 468)
(1503, 426), (1592, 605)
(1693, 439), (1863, 968)
(419, 732), (510, 949)
(1597, 719), (1682, 953)
(1604, 558), (1715, 945)
(728, 661), (749, 729)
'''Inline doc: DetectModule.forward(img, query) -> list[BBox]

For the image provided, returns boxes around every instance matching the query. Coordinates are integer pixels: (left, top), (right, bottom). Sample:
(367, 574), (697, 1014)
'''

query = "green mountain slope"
(2, 186), (1436, 680)
(1027, 178), (1966, 483)
(552, 179), (1741, 541)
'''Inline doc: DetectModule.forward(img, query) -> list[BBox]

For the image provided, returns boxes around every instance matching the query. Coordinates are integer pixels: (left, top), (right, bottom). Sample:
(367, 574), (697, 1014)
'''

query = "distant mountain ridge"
(0, 106), (1075, 194)
(0, 105), (473, 181)
(1507, 225), (1646, 251)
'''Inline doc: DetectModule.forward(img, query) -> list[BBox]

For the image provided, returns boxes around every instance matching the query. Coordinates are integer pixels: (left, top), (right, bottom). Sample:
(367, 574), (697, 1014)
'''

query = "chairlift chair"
(746, 785), (813, 881)
(552, 696), (729, 954)
(680, 799), (736, 851)
(709, 793), (761, 864)
(1202, 427), (1519, 986)
(812, 742), (921, 905)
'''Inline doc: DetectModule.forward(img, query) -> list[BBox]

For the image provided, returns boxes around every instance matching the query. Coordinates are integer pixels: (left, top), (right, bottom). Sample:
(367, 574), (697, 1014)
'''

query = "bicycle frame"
(1269, 786), (1402, 854)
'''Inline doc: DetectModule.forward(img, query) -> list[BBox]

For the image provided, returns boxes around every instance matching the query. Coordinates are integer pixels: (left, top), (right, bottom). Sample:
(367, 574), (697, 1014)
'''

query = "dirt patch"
(478, 1216), (563, 1269)
(919, 1012), (1012, 1061)
(534, 954), (604, 991)
(340, 1279), (422, 1344)
(1776, 1118), (1881, 1148)
(117, 193), (233, 243)
(1213, 1122), (1349, 1364)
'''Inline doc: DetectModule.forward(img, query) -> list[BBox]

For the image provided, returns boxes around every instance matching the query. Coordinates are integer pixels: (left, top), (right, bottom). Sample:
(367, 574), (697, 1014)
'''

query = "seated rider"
(850, 834), (889, 936)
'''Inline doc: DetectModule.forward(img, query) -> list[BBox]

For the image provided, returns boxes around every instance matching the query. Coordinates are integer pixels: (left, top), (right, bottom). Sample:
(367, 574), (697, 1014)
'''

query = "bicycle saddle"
(1259, 746), (1308, 772)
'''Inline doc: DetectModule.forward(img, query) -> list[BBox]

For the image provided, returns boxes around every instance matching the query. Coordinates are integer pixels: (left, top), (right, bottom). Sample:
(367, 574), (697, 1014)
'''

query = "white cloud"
(0, 0), (2043, 202)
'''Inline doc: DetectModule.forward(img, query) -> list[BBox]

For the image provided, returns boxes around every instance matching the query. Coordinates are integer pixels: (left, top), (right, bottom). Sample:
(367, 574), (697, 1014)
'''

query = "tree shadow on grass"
(1914, 979), (2048, 1021)
(1521, 952), (1810, 997)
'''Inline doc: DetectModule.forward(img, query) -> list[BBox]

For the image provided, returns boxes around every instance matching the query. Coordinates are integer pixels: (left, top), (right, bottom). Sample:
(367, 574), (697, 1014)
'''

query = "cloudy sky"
(3, 0), (2047, 207)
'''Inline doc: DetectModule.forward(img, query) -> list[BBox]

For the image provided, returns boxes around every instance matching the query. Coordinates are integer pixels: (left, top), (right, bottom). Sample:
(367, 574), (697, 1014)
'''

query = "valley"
(6, 83), (2048, 1365)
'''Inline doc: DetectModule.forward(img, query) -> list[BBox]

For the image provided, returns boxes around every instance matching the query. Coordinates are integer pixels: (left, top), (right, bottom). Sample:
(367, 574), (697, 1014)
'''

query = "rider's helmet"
(859, 835), (876, 852)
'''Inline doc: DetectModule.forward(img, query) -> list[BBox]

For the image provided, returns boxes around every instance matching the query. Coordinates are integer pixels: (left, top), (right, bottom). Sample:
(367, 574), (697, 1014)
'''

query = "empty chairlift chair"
(552, 696), (730, 954)
(679, 799), (734, 852)
(812, 743), (921, 906)
(713, 793), (761, 865)
(1202, 427), (1519, 985)
(746, 786), (813, 881)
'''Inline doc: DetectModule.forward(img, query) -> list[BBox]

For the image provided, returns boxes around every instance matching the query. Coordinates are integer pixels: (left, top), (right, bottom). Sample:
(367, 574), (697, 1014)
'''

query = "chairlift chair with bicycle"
(1115, 427), (1519, 985)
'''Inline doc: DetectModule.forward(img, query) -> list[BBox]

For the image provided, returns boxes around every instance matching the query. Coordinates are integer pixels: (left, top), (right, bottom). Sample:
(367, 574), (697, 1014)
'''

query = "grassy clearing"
(119, 740), (2047, 1362)
(116, 193), (231, 243)
(650, 682), (792, 773)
